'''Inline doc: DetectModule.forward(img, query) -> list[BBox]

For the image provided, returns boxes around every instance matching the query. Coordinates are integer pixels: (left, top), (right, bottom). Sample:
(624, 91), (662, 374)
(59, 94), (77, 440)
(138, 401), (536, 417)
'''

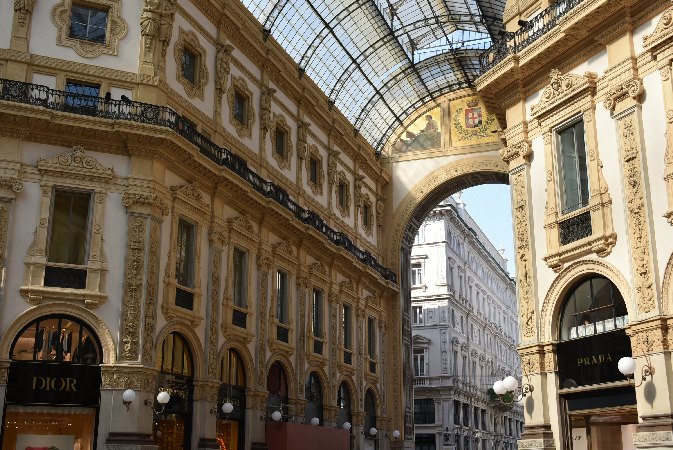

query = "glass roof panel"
(243, 0), (505, 153)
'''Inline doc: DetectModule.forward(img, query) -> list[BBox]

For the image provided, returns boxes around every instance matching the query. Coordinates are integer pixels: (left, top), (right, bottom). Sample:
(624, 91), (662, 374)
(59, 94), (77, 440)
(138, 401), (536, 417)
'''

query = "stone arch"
(662, 251), (673, 316)
(337, 374), (358, 410)
(0, 302), (116, 364)
(217, 339), (255, 388)
(386, 155), (509, 272)
(305, 364), (329, 399)
(363, 383), (382, 416)
(267, 352), (296, 399)
(539, 259), (633, 343)
(155, 321), (205, 378)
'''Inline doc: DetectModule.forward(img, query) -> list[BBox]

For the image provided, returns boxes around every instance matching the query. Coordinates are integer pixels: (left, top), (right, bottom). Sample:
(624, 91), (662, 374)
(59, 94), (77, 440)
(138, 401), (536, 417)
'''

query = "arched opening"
(154, 332), (194, 450)
(304, 372), (323, 425)
(218, 348), (246, 450)
(555, 275), (637, 450)
(2, 314), (103, 450)
(267, 361), (289, 421)
(364, 389), (377, 440)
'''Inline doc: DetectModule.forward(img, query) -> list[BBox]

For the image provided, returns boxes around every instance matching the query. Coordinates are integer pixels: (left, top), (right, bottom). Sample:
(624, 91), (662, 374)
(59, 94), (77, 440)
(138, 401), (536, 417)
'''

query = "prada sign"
(557, 330), (631, 388)
(6, 361), (101, 406)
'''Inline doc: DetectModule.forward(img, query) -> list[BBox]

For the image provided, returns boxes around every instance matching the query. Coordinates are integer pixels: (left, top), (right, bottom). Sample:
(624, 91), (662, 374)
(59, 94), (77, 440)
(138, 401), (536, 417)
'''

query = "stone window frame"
(20, 147), (113, 308)
(335, 171), (351, 218)
(228, 75), (255, 139)
(338, 294), (357, 372)
(361, 194), (374, 236)
(306, 145), (325, 196)
(270, 113), (293, 171)
(530, 69), (615, 272)
(174, 28), (209, 100)
(222, 215), (257, 342)
(51, 0), (128, 58)
(161, 183), (209, 326)
(306, 263), (329, 365)
(269, 242), (297, 354)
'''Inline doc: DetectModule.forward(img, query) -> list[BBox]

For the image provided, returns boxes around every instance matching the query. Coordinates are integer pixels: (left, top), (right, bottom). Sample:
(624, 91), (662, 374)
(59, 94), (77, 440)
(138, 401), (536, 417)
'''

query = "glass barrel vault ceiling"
(241, 0), (505, 153)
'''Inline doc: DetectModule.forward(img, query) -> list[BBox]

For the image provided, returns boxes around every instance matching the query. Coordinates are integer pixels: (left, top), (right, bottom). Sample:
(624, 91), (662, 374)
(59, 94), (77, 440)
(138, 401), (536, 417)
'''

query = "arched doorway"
(217, 349), (246, 450)
(304, 372), (323, 425)
(266, 361), (289, 420)
(364, 389), (378, 449)
(555, 275), (636, 449)
(154, 332), (194, 450)
(337, 381), (353, 449)
(2, 314), (103, 450)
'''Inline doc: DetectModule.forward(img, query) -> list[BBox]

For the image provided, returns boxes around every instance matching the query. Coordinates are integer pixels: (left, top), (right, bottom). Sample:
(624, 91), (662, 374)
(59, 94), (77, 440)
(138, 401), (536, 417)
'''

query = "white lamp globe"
(156, 391), (170, 405)
(392, 430), (401, 439)
(271, 410), (282, 422)
(222, 402), (234, 414)
(493, 380), (507, 395)
(618, 356), (637, 376)
(311, 417), (320, 426)
(343, 421), (352, 431)
(122, 389), (136, 404)
(503, 376), (519, 392)
(370, 427), (378, 436)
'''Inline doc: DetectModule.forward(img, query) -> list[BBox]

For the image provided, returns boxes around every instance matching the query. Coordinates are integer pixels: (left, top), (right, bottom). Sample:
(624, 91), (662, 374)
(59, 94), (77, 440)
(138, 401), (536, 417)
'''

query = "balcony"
(0, 78), (396, 284)
(479, 0), (585, 72)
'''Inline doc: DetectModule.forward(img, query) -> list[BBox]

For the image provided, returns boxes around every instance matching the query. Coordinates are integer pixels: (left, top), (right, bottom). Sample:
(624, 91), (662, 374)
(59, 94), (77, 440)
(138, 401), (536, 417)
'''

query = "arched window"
(559, 276), (628, 341)
(159, 332), (193, 376)
(218, 349), (246, 450)
(364, 389), (377, 437)
(267, 362), (289, 420)
(11, 314), (102, 364)
(222, 348), (246, 387)
(337, 381), (352, 428)
(305, 372), (323, 425)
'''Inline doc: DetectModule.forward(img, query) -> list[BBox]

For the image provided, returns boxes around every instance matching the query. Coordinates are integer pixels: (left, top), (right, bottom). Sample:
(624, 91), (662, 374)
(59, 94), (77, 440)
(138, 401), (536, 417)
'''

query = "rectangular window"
(413, 349), (425, 377)
(233, 90), (247, 125)
(462, 403), (469, 426)
(453, 350), (458, 376)
(557, 120), (589, 214)
(48, 190), (91, 266)
(309, 157), (319, 184)
(462, 355), (467, 379)
(337, 181), (347, 208)
(65, 80), (100, 111)
(412, 263), (423, 285)
(70, 4), (108, 43)
(414, 399), (435, 424)
(454, 401), (460, 425)
(362, 202), (370, 228)
(233, 247), (247, 308)
(175, 219), (195, 288)
(182, 47), (198, 84)
(312, 288), (323, 338)
(276, 270), (288, 324)
(275, 127), (286, 158)
(342, 303), (352, 350)
(451, 309), (456, 327)
(412, 306), (423, 325)
(367, 317), (376, 357)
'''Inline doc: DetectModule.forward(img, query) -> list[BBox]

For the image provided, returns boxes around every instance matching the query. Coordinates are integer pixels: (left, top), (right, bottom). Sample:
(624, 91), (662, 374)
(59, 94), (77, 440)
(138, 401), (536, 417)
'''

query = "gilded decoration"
(335, 171), (351, 218)
(228, 76), (255, 139)
(174, 28), (209, 100)
(270, 113), (293, 171)
(306, 145), (324, 196)
(51, 0), (128, 58)
(21, 147), (112, 308)
(392, 107), (441, 153)
(449, 97), (498, 147)
(530, 69), (616, 272)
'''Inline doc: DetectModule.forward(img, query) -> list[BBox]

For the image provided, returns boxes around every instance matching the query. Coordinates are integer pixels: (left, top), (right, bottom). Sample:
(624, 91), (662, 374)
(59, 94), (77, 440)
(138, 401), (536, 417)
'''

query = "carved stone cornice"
(643, 5), (673, 52)
(500, 140), (531, 164)
(603, 78), (643, 113)
(0, 176), (23, 194)
(37, 146), (114, 183)
(531, 70), (597, 118)
(122, 191), (170, 216)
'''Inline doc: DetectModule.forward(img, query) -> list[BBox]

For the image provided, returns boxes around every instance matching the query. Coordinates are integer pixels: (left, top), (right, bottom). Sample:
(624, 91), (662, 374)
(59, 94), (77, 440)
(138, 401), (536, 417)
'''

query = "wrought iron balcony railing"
(479, 0), (585, 72)
(0, 78), (396, 284)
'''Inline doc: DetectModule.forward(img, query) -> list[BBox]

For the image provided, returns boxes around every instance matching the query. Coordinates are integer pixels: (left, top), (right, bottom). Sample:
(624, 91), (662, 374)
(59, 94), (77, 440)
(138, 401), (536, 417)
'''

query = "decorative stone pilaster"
(296, 273), (308, 398)
(10, 0), (35, 52)
(206, 229), (226, 378)
(328, 292), (339, 404)
(256, 251), (272, 389)
(605, 78), (658, 315)
(119, 191), (167, 364)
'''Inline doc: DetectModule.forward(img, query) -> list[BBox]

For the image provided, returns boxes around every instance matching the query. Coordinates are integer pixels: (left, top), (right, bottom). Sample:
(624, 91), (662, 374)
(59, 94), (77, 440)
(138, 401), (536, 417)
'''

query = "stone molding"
(270, 112), (293, 171)
(633, 431), (673, 444)
(174, 27), (209, 100)
(228, 75), (255, 139)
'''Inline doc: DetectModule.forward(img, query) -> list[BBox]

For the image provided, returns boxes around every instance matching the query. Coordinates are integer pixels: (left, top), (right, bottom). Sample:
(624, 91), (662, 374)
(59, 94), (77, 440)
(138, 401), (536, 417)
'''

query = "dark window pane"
(275, 128), (286, 157)
(276, 270), (288, 324)
(182, 48), (197, 84)
(558, 121), (589, 214)
(233, 247), (247, 308)
(312, 289), (323, 338)
(48, 190), (91, 265)
(233, 91), (247, 125)
(309, 158), (318, 183)
(175, 219), (195, 287)
(70, 5), (108, 43)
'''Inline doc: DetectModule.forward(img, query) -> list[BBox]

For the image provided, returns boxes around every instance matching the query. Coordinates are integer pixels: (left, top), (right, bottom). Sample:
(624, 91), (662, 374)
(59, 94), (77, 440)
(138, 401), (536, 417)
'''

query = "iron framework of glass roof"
(242, 0), (505, 154)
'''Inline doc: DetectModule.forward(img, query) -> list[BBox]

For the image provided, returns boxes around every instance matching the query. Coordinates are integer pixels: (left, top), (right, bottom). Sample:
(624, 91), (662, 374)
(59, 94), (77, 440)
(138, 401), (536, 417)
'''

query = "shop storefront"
(1, 315), (103, 450)
(217, 349), (246, 450)
(556, 276), (637, 450)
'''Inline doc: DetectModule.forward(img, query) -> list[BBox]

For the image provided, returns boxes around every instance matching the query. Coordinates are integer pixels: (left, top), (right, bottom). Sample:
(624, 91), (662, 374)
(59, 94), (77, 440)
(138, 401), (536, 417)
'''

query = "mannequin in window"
(74, 331), (96, 364)
(61, 328), (72, 361)
(34, 326), (45, 359)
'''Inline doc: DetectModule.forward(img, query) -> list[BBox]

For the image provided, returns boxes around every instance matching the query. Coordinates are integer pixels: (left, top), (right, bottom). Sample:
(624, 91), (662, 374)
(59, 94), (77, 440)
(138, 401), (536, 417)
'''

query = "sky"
(456, 184), (515, 276)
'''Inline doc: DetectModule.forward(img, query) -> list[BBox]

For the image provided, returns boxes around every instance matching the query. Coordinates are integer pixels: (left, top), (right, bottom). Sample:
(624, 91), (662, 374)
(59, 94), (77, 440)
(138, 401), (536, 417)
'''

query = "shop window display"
(3, 315), (102, 450)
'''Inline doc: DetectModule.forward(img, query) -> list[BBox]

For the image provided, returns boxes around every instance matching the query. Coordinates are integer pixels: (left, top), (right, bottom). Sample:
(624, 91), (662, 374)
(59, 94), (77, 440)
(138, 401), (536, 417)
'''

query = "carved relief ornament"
(530, 69), (596, 118)
(174, 28), (209, 100)
(642, 4), (673, 51)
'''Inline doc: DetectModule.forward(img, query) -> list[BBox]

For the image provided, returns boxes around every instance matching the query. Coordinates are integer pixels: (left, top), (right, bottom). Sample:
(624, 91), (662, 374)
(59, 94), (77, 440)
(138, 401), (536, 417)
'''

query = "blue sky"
(458, 184), (515, 276)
